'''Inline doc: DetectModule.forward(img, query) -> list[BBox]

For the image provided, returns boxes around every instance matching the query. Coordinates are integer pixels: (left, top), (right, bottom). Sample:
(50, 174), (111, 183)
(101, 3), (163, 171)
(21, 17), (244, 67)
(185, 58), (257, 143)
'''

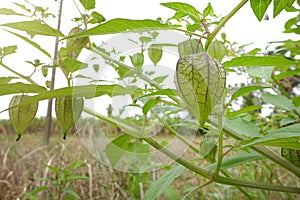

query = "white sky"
(0, 0), (298, 119)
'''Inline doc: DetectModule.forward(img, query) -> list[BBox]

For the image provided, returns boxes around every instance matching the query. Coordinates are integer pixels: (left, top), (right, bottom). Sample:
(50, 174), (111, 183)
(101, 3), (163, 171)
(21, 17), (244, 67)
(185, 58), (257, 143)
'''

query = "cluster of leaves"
(0, 0), (300, 199)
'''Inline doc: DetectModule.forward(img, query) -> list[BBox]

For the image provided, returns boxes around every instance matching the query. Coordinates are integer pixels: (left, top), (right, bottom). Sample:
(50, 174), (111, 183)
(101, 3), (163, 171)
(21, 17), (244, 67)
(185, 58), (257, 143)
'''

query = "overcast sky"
(0, 0), (297, 119)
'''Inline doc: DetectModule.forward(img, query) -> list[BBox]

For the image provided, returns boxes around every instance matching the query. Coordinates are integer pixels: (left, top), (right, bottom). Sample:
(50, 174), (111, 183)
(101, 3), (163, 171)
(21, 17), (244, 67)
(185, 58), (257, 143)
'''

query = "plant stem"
(0, 62), (38, 85)
(44, 0), (64, 145)
(215, 115), (224, 174)
(209, 117), (300, 178)
(83, 107), (300, 194)
(205, 0), (249, 50)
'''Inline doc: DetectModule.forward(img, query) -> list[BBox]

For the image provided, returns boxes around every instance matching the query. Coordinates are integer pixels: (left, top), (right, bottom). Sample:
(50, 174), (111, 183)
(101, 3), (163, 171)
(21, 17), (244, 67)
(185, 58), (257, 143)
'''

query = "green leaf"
(231, 86), (269, 101)
(0, 83), (46, 96)
(0, 77), (16, 84)
(106, 135), (132, 167)
(90, 11), (106, 24)
(207, 40), (226, 61)
(137, 89), (179, 104)
(79, 0), (95, 10)
(143, 98), (159, 115)
(140, 36), (152, 43)
(3, 29), (51, 58)
(2, 45), (17, 57)
(223, 56), (295, 70)
(224, 117), (262, 138)
(0, 8), (24, 16)
(63, 58), (88, 73)
(293, 96), (300, 106)
(143, 165), (186, 200)
(153, 75), (168, 84)
(63, 19), (170, 39)
(148, 44), (163, 66)
(161, 2), (201, 20)
(273, 0), (295, 17)
(274, 69), (300, 81)
(250, 0), (272, 21)
(0, 20), (64, 38)
(205, 151), (264, 170)
(241, 124), (300, 149)
(262, 92), (296, 111)
(0, 85), (140, 114)
(227, 105), (262, 118)
(203, 2), (214, 17)
(247, 66), (274, 81)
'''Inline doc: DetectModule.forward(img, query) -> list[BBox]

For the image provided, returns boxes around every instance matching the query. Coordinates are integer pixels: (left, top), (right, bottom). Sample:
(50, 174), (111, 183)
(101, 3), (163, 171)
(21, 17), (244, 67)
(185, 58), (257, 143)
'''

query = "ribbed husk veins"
(55, 96), (83, 139)
(176, 52), (226, 127)
(281, 148), (300, 168)
(9, 95), (38, 141)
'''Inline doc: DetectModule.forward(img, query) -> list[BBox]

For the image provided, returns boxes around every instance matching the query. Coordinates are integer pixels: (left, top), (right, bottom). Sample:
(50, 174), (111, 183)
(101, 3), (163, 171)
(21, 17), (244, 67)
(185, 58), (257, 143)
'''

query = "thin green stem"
(0, 62), (39, 85)
(215, 115), (224, 175)
(209, 117), (300, 178)
(83, 107), (300, 194)
(205, 0), (249, 50)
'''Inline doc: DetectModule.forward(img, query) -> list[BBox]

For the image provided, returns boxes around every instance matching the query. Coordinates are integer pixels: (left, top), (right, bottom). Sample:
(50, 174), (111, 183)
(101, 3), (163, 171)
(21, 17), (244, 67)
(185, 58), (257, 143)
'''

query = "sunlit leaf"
(161, 2), (201, 20)
(274, 69), (300, 81)
(231, 86), (270, 101)
(273, 0), (295, 17)
(227, 105), (262, 118)
(1, 45), (17, 57)
(63, 19), (170, 39)
(143, 98), (159, 115)
(153, 75), (168, 83)
(0, 83), (46, 96)
(0, 20), (64, 38)
(62, 58), (88, 73)
(250, 0), (272, 21)
(0, 8), (24, 16)
(223, 56), (295, 70)
(79, 0), (95, 10)
(0, 77), (16, 84)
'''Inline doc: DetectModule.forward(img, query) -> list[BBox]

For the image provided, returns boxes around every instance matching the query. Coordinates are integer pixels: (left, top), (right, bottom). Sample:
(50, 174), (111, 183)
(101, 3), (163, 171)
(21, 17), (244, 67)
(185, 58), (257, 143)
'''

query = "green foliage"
(0, 20), (64, 38)
(143, 165), (186, 200)
(63, 19), (170, 39)
(223, 56), (295, 70)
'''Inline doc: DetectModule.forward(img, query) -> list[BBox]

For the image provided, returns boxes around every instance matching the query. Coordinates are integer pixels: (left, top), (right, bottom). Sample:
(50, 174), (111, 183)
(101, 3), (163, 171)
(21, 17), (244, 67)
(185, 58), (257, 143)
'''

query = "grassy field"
(0, 133), (299, 200)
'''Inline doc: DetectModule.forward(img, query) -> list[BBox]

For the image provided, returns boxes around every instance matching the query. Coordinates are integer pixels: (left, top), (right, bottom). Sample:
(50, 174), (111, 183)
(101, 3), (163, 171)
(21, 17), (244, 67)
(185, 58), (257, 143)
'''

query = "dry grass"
(0, 133), (299, 200)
